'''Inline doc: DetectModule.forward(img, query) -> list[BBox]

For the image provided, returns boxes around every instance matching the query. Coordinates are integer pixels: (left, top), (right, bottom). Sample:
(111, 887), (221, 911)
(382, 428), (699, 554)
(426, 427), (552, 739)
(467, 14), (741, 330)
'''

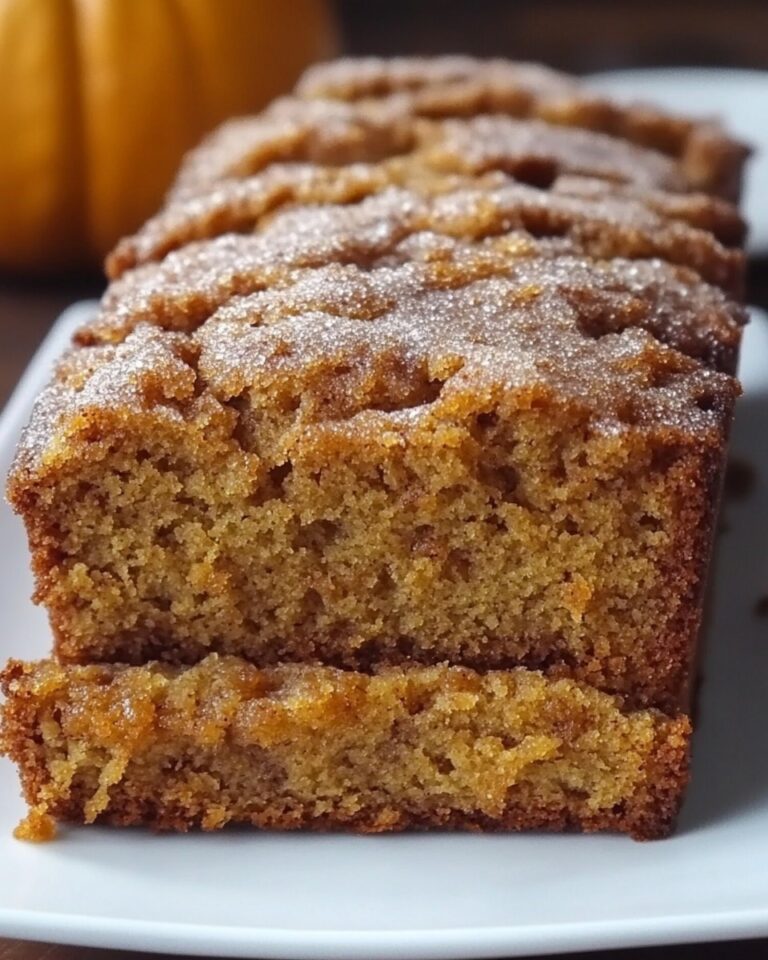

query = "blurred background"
(1, 0), (767, 404)
(338, 0), (768, 71)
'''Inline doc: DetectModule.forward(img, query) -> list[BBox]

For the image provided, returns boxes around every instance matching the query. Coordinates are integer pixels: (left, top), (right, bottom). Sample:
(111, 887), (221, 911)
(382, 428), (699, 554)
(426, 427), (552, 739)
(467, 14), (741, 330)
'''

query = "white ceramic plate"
(587, 68), (768, 253)
(1, 301), (768, 959)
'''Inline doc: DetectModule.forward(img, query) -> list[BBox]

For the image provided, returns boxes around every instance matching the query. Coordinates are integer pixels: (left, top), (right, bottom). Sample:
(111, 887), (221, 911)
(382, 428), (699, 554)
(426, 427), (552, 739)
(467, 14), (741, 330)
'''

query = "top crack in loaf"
(0, 57), (749, 840)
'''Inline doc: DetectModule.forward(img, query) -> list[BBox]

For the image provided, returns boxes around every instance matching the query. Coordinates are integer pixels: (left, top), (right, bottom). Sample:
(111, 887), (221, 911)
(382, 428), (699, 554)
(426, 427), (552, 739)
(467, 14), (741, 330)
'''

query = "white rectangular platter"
(0, 301), (767, 959)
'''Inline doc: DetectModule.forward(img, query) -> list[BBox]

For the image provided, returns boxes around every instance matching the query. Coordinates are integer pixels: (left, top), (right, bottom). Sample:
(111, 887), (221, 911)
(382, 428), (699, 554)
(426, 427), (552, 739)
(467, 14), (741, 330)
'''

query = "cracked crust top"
(295, 56), (749, 200)
(10, 251), (740, 497)
(10, 56), (748, 495)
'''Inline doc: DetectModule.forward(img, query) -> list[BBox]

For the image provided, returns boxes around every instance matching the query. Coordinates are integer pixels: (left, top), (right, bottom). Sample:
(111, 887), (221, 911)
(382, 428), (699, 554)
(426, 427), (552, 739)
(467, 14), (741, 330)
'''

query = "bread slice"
(0, 656), (690, 840)
(8, 249), (740, 710)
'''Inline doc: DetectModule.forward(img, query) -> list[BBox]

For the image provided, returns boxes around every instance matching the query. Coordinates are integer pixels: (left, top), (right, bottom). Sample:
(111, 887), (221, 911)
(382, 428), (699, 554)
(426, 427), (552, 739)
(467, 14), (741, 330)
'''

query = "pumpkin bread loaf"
(1, 57), (748, 840)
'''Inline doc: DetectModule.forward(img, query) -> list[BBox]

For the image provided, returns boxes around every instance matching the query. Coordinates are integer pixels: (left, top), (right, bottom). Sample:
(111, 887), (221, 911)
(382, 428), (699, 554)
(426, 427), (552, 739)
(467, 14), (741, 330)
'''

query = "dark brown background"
(1, 1), (766, 958)
(338, 0), (768, 70)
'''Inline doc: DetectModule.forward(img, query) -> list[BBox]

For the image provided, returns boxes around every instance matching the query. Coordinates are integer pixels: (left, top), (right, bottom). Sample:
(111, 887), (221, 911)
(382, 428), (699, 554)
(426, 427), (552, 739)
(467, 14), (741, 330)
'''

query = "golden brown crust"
(108, 168), (746, 285)
(0, 657), (691, 841)
(107, 173), (745, 298)
(295, 57), (749, 200)
(21, 791), (685, 841)
(106, 59), (747, 284)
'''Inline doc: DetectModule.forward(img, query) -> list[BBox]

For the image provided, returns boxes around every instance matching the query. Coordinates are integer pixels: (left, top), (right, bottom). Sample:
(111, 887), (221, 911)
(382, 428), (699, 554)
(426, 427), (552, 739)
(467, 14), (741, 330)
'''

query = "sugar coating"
(296, 56), (594, 104)
(2, 56), (751, 841)
(109, 97), (745, 279)
(296, 56), (749, 199)
(169, 98), (686, 202)
(97, 181), (747, 348)
(18, 249), (741, 491)
(10, 54), (748, 692)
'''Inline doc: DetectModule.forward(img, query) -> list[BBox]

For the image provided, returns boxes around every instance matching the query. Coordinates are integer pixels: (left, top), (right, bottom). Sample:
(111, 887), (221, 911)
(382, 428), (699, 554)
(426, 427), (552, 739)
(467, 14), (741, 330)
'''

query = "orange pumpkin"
(0, 0), (336, 273)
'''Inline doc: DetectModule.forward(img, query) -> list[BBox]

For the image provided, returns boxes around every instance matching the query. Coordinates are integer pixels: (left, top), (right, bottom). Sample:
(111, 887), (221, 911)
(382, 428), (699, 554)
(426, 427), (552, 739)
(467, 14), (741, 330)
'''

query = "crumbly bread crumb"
(13, 808), (57, 842)
(0, 656), (690, 840)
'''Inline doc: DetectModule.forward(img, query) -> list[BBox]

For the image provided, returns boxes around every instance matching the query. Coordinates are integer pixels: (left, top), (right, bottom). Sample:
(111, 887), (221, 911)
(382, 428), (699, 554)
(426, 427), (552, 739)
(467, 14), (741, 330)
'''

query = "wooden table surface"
(1, 269), (767, 960)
